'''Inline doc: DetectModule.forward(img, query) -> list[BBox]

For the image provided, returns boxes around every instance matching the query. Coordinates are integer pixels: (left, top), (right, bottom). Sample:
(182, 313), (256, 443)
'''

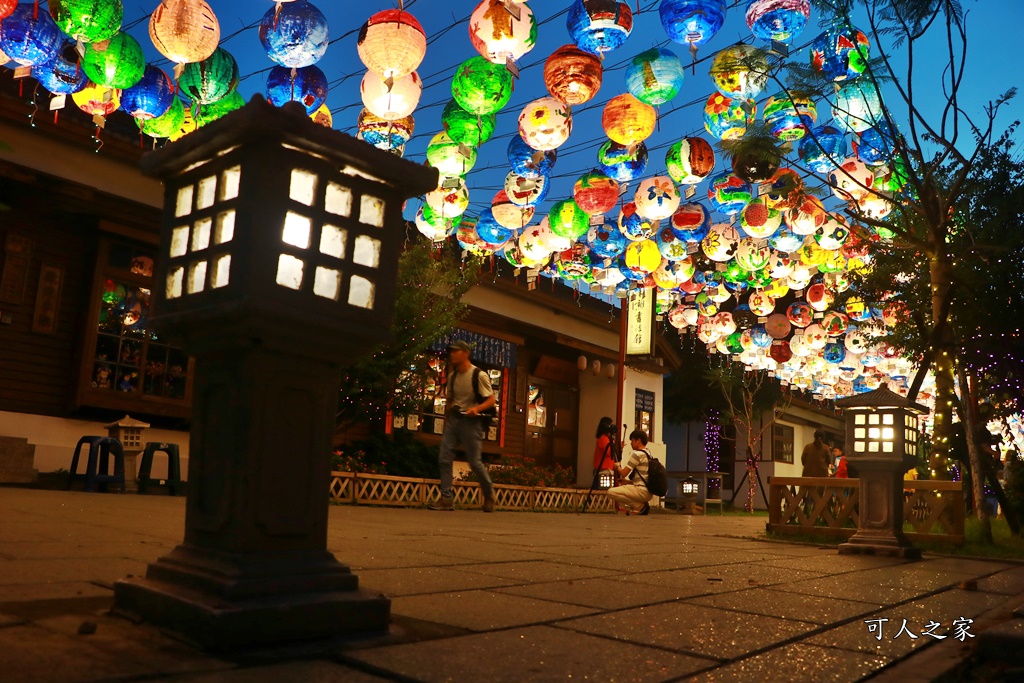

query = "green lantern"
(193, 89), (244, 128)
(81, 31), (144, 89)
(548, 198), (589, 240)
(441, 99), (495, 147)
(138, 96), (184, 139)
(178, 48), (239, 105)
(50, 0), (123, 44)
(451, 56), (513, 116)
(426, 131), (477, 177)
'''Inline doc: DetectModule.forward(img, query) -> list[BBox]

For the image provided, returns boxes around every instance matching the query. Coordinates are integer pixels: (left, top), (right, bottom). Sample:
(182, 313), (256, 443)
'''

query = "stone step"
(0, 436), (38, 484)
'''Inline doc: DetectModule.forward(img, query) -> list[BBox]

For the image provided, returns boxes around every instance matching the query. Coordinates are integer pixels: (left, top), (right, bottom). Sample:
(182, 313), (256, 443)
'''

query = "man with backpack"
(607, 429), (667, 516)
(428, 340), (497, 512)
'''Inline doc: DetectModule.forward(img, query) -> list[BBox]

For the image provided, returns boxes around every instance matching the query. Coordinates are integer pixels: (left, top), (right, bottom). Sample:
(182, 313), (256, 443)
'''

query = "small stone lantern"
(103, 415), (150, 491)
(680, 477), (700, 514)
(113, 96), (437, 649)
(835, 386), (928, 559)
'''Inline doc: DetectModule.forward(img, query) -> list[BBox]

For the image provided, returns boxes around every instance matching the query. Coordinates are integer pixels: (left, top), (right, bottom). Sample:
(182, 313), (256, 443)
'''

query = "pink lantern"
(765, 313), (792, 339)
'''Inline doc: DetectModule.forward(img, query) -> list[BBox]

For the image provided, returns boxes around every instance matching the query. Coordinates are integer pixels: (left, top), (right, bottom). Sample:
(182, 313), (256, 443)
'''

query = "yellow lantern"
(356, 9), (427, 79)
(72, 82), (120, 117)
(360, 70), (421, 121)
(168, 105), (197, 141)
(602, 93), (656, 146)
(624, 239), (661, 275)
(310, 102), (332, 128)
(149, 0), (220, 66)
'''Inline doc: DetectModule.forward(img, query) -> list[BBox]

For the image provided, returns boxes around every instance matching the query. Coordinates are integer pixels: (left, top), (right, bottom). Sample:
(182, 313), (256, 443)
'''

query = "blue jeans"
(439, 413), (493, 500)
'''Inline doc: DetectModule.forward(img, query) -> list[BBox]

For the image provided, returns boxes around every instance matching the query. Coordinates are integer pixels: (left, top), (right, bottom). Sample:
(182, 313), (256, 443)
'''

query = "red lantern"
(544, 44), (602, 106)
(769, 340), (793, 363)
(573, 170), (619, 215)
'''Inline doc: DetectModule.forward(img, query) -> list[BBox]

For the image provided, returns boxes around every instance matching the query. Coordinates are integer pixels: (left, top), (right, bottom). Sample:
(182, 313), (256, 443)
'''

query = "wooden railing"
(328, 471), (615, 512)
(767, 477), (965, 545)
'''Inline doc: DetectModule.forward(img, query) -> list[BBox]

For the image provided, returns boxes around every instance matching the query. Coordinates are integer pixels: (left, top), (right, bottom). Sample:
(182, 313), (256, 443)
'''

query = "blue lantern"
(745, 0), (810, 44)
(508, 135), (556, 179)
(121, 65), (174, 120)
(811, 21), (870, 82)
(475, 209), (513, 246)
(567, 0), (633, 56)
(659, 0), (727, 49)
(768, 226), (805, 253)
(823, 342), (847, 364)
(750, 323), (771, 348)
(597, 140), (647, 182)
(587, 219), (628, 259)
(669, 201), (711, 242)
(799, 125), (847, 173)
(259, 0), (329, 68)
(625, 47), (684, 106)
(617, 256), (647, 282)
(0, 4), (64, 67)
(708, 172), (752, 216)
(834, 77), (883, 133)
(31, 42), (87, 95)
(855, 120), (896, 166)
(266, 64), (328, 114)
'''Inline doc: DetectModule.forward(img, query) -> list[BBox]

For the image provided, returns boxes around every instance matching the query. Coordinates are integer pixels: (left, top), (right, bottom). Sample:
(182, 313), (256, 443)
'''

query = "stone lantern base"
(838, 530), (922, 559)
(838, 457), (921, 560)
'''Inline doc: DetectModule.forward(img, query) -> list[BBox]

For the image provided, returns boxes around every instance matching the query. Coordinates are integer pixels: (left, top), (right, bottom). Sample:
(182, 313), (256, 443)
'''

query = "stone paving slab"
(390, 589), (599, 631)
(355, 565), (522, 596)
(164, 660), (394, 683)
(688, 587), (885, 625)
(686, 642), (891, 683)
(976, 566), (1024, 595)
(0, 580), (115, 603)
(454, 559), (618, 583)
(493, 576), (693, 610)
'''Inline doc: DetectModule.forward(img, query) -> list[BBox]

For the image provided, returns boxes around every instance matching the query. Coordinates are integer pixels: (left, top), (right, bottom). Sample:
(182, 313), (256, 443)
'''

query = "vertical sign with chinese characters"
(625, 288), (655, 356)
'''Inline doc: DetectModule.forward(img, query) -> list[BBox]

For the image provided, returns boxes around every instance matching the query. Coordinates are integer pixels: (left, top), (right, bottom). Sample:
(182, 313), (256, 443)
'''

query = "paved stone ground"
(0, 487), (1022, 682)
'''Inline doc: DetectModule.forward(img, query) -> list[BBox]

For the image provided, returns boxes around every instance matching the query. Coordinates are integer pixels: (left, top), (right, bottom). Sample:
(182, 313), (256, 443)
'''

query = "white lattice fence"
(328, 472), (355, 503)
(356, 475), (427, 506)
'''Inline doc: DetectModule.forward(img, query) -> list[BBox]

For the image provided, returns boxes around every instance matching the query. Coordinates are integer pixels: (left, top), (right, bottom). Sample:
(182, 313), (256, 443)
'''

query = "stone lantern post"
(112, 96), (437, 649)
(104, 414), (150, 492)
(835, 386), (928, 559)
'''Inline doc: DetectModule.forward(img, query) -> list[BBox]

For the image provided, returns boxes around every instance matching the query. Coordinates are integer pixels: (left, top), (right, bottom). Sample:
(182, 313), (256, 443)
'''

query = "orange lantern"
(149, 0), (220, 66)
(543, 44), (602, 106)
(573, 170), (619, 216)
(357, 9), (427, 79)
(602, 93), (656, 146)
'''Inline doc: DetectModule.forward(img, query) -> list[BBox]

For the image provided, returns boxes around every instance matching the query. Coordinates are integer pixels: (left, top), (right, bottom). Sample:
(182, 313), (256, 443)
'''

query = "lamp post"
(112, 97), (437, 648)
(835, 386), (928, 559)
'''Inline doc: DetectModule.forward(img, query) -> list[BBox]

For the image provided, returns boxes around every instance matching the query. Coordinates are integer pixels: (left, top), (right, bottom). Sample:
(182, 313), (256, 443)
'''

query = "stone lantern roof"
(103, 414), (151, 429)
(834, 386), (929, 414)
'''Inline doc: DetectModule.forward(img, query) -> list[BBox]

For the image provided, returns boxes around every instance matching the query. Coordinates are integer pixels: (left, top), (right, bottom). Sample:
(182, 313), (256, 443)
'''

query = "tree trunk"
(956, 366), (992, 542)
(928, 253), (956, 479)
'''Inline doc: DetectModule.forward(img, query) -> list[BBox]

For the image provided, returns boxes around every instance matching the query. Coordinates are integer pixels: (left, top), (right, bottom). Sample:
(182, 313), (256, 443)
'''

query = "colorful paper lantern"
(586, 220), (628, 259)
(669, 202), (712, 242)
(634, 176), (680, 221)
(799, 124), (847, 173)
(168, 104), (197, 141)
(259, 0), (329, 68)
(834, 77), (883, 133)
(451, 55), (513, 116)
(415, 206), (456, 242)
(660, 0), (727, 48)
(138, 95), (184, 138)
(745, 0), (810, 43)
(424, 177), (469, 219)
(50, 0), (122, 44)
(709, 42), (768, 99)
(734, 238), (771, 272)
(360, 70), (421, 121)
(426, 132), (477, 177)
(442, 99), (495, 147)
(704, 93), (754, 140)
(598, 140), (647, 183)
(491, 190), (534, 230)
(469, 0), (537, 64)
(665, 137), (715, 185)
(624, 239), (661, 275)
(149, 0), (219, 66)
(266, 64), (327, 114)
(739, 198), (782, 239)
(543, 44), (602, 106)
(763, 92), (816, 141)
(815, 215), (850, 250)
(121, 64), (174, 120)
(573, 170), (619, 215)
(707, 172), (752, 216)
(785, 194), (828, 235)
(602, 93), (656, 146)
(567, 0), (633, 56)
(178, 47), (238, 105)
(811, 20), (870, 82)
(656, 226), (689, 262)
(81, 31), (144, 89)
(475, 208), (514, 247)
(748, 291), (776, 317)
(548, 198), (590, 240)
(357, 108), (413, 151)
(619, 202), (657, 241)
(193, 89), (243, 127)
(508, 135), (556, 178)
(829, 156), (874, 201)
(0, 0), (14, 20)
(518, 97), (572, 151)
(356, 9), (426, 79)
(0, 4), (65, 67)
(71, 81), (120, 117)
(763, 167), (804, 211)
(32, 42), (88, 95)
(702, 224), (741, 264)
(504, 171), (549, 208)
(625, 47), (684, 106)
(854, 120), (896, 166)
(310, 103), (331, 127)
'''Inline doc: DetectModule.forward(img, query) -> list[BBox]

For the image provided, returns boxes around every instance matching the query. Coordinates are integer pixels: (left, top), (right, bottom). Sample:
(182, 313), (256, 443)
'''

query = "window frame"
(772, 423), (795, 464)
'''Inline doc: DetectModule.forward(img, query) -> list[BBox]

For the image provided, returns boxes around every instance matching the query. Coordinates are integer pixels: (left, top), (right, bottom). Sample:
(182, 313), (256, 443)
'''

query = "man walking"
(428, 340), (497, 512)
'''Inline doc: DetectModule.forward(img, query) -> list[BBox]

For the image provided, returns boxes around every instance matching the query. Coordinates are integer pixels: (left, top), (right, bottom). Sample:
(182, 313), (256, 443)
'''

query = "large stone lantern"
(113, 97), (437, 649)
(835, 386), (928, 559)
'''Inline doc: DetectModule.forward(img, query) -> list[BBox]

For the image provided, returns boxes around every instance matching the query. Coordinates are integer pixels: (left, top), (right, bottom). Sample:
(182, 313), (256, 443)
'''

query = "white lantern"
(360, 70), (421, 121)
(634, 176), (680, 220)
(469, 0), (537, 64)
(518, 97), (572, 151)
(357, 10), (427, 79)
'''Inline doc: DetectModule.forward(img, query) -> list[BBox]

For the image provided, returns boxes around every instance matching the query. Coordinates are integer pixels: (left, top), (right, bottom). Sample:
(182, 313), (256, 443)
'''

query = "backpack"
(635, 449), (668, 497)
(449, 367), (498, 426)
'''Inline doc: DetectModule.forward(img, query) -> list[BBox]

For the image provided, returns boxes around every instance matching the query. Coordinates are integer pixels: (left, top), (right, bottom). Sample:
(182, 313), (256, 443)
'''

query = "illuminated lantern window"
(442, 99), (494, 147)
(634, 176), (680, 221)
(149, 0), (219, 66)
(619, 202), (657, 241)
(72, 81), (120, 117)
(739, 198), (781, 239)
(704, 93), (754, 140)
(193, 90), (244, 128)
(259, 0), (329, 68)
(0, 4), (66, 67)
(360, 70), (421, 121)
(829, 156), (874, 202)
(669, 201), (711, 243)
(504, 170), (549, 208)
(665, 137), (715, 185)
(508, 135), (556, 178)
(659, 0), (727, 49)
(138, 96), (185, 139)
(625, 47), (684, 106)
(834, 77), (883, 133)
(543, 44), (602, 106)
(491, 190), (534, 230)
(451, 55), (513, 116)
(179, 48), (238, 105)
(709, 43), (767, 100)
(745, 0), (810, 43)
(518, 97), (572, 152)
(266, 64), (328, 115)
(707, 172), (751, 216)
(121, 64), (174, 120)
(799, 124), (847, 174)
(602, 93), (656, 146)
(763, 92), (816, 141)
(51, 0), (123, 44)
(426, 132), (476, 177)
(572, 171), (619, 216)
(763, 167), (804, 211)
(586, 219), (628, 259)
(469, 0), (537, 64)
(357, 108), (413, 152)
(567, 0), (633, 56)
(424, 177), (469, 221)
(357, 9), (426, 79)
(598, 140), (647, 183)
(32, 41), (88, 95)
(811, 20), (870, 82)
(548, 198), (589, 240)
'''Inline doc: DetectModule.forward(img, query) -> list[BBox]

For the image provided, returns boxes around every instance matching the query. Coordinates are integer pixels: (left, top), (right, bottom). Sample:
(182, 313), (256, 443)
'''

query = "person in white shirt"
(607, 429), (654, 516)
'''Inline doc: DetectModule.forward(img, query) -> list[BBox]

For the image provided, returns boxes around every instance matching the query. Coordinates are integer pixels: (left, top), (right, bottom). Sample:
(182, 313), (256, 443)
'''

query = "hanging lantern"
(811, 20), (870, 82)
(834, 77), (883, 133)
(357, 108), (413, 151)
(356, 9), (426, 79)
(361, 70), (421, 121)
(764, 167), (804, 211)
(178, 47), (238, 105)
(626, 47), (684, 106)
(121, 64), (174, 120)
(442, 99), (494, 147)
(821, 311), (850, 337)
(544, 44), (602, 106)
(619, 202), (658, 241)
(32, 42), (88, 95)
(469, 0), (537, 64)
(660, 0), (727, 49)
(138, 95), (184, 138)
(259, 0), (329, 68)
(748, 291), (776, 317)
(624, 239), (661, 275)
(72, 81), (120, 117)
(149, 0), (219, 66)
(731, 145), (780, 184)
(475, 208), (514, 247)
(518, 221), (555, 262)
(573, 170), (619, 216)
(704, 93), (754, 140)
(0, 0), (14, 20)
(598, 140), (648, 183)
(504, 171), (550, 208)
(518, 97), (572, 151)
(548, 198), (589, 240)
(669, 202), (712, 242)
(815, 214), (850, 250)
(829, 156), (874, 201)
(508, 135), (556, 178)
(785, 194), (828, 235)
(739, 198), (782, 239)
(451, 55), (513, 116)
(745, 0), (810, 43)
(656, 226), (689, 262)
(767, 226), (804, 254)
(567, 0), (633, 56)
(763, 92), (816, 141)
(707, 172), (752, 216)
(266, 64), (328, 114)
(426, 132), (477, 177)
(415, 206), (456, 242)
(709, 42), (768, 100)
(602, 93), (656, 146)
(586, 220), (628, 259)
(193, 89), (243, 128)
(81, 31), (144, 90)
(734, 238), (771, 272)
(425, 178), (469, 219)
(701, 223), (740, 262)
(50, 0), (123, 44)
(665, 137), (715, 185)
(806, 283), (835, 314)
(765, 313), (792, 339)
(0, 4), (66, 67)
(492, 190), (534, 230)
(799, 124), (848, 173)
(634, 176), (680, 221)
(854, 120), (897, 166)
(167, 104), (196, 141)
(555, 246), (593, 282)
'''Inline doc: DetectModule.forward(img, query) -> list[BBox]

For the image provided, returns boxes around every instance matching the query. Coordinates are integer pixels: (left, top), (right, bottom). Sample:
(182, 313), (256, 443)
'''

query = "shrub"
(332, 430), (439, 479)
(459, 455), (577, 489)
(1003, 452), (1024, 524)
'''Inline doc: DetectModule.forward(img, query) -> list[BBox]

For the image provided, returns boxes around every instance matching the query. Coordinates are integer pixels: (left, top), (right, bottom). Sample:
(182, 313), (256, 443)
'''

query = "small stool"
(68, 436), (126, 493)
(138, 442), (182, 495)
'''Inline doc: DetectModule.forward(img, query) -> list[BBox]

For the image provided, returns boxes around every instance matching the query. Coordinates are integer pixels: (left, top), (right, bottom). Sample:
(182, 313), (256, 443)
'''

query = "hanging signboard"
(625, 288), (655, 356)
